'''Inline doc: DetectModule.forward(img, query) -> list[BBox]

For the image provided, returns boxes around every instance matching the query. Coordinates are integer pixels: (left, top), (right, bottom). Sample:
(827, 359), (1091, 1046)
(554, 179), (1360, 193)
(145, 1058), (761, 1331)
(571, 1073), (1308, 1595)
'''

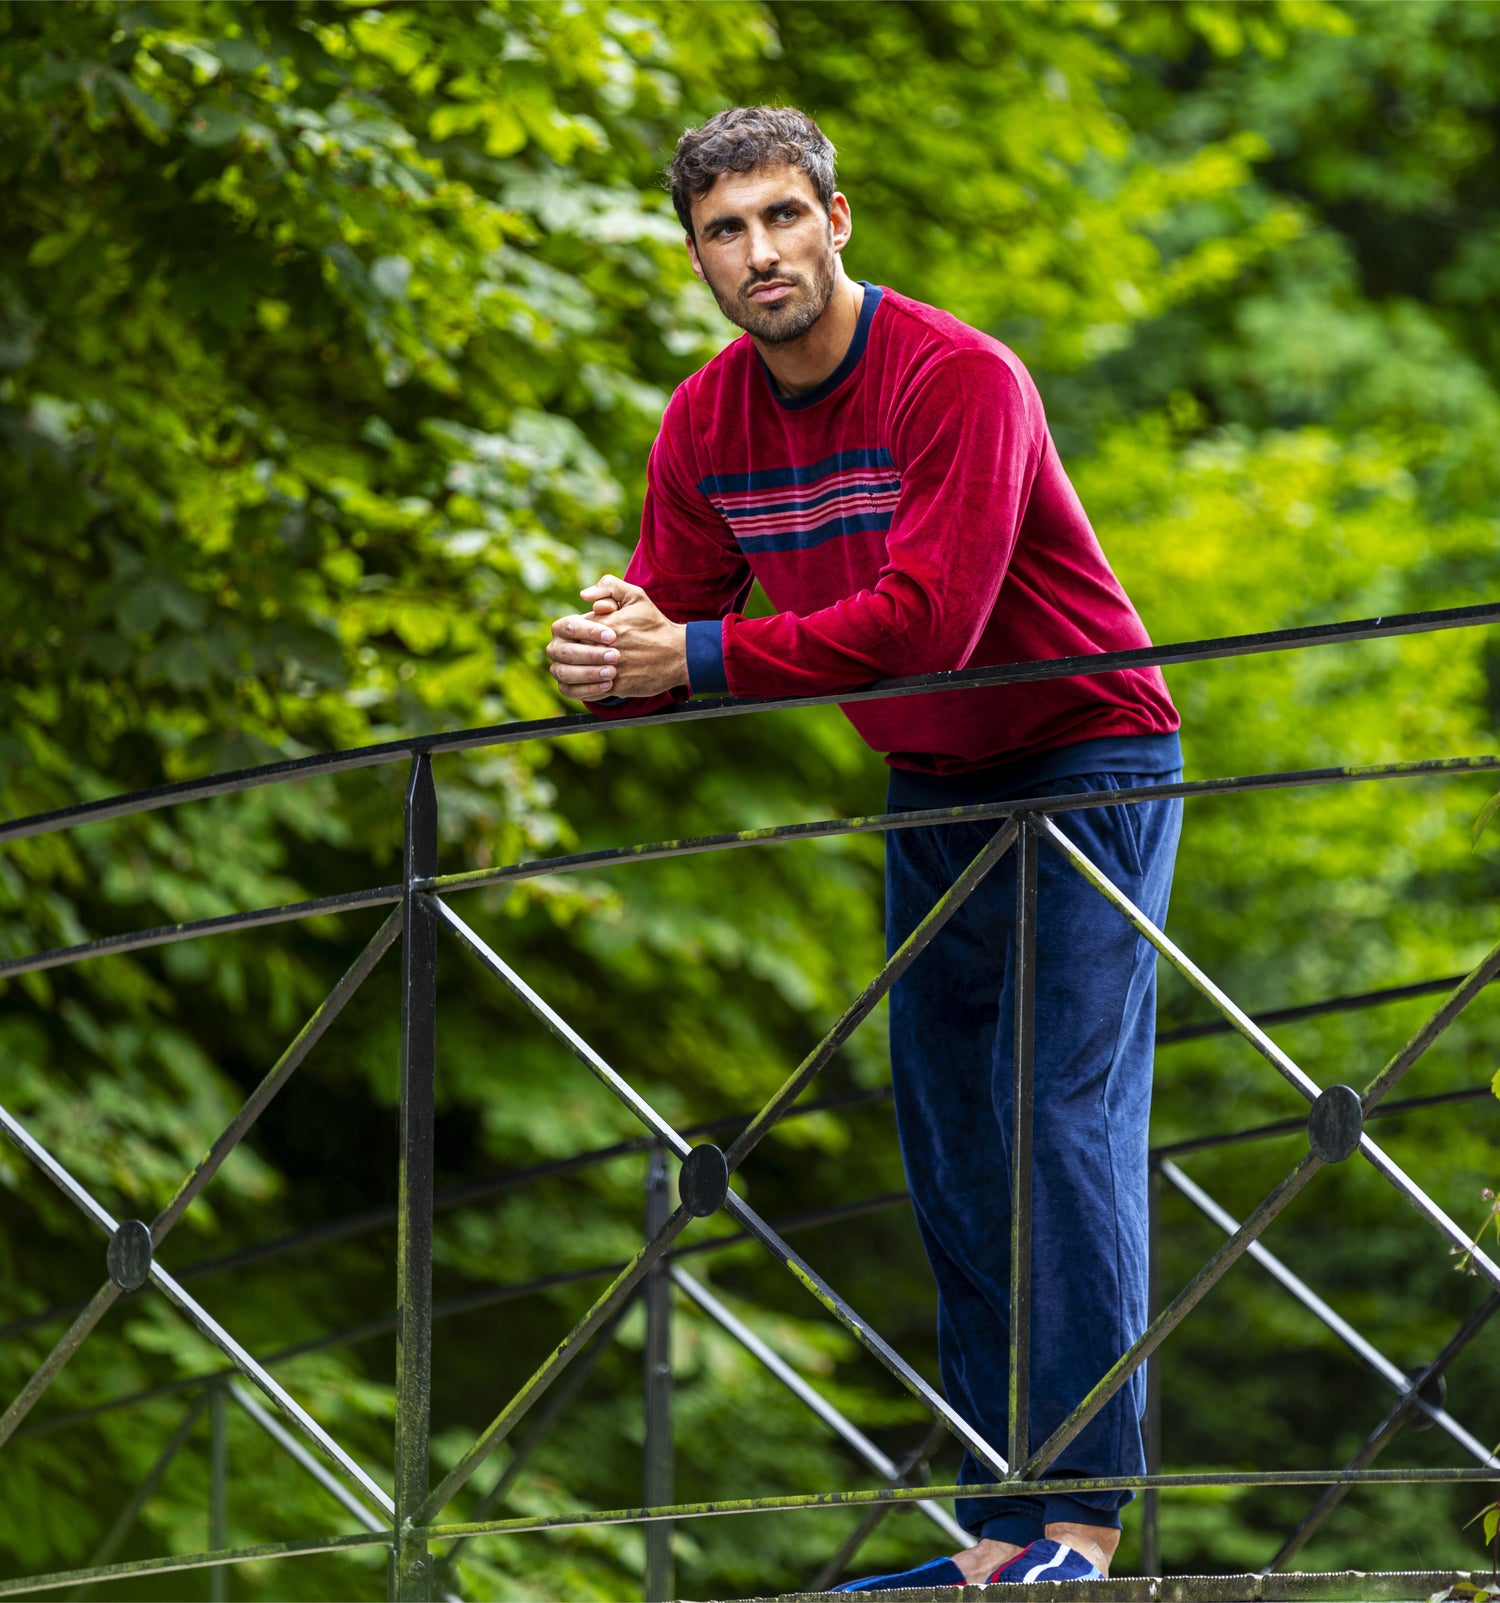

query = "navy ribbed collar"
(755, 281), (883, 411)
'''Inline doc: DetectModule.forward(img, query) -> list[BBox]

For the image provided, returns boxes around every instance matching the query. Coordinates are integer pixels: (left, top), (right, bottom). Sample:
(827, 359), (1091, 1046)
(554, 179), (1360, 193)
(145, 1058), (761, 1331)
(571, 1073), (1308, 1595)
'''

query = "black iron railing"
(2, 603), (1500, 1601)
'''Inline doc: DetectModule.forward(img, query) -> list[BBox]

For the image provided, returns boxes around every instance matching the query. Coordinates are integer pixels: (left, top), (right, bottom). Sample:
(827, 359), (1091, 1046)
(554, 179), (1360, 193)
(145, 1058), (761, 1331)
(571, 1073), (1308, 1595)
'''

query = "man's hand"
(546, 574), (688, 703)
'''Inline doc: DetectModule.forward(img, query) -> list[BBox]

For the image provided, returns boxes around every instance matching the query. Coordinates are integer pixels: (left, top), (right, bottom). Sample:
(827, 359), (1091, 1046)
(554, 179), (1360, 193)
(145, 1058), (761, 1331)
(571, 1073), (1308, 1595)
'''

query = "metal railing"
(2, 601), (1500, 1601)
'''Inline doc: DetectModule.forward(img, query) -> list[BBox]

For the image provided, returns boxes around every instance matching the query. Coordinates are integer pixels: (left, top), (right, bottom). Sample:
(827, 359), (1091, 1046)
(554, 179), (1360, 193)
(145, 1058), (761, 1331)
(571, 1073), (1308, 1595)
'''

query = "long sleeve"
(691, 350), (1042, 698)
(587, 389), (753, 720)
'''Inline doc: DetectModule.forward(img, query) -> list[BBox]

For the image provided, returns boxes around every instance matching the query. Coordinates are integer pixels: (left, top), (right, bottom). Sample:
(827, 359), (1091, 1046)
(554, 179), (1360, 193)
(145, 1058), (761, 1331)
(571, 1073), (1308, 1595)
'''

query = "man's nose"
(745, 222), (780, 275)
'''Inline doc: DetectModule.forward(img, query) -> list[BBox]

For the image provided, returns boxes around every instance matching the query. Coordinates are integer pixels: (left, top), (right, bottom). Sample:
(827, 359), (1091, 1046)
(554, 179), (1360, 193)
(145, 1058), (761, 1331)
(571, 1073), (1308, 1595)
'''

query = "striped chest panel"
(697, 448), (901, 555)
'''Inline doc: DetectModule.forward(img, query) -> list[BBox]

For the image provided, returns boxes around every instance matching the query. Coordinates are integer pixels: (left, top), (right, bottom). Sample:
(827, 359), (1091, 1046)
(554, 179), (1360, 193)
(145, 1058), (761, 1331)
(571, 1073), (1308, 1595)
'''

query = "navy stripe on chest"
(697, 448), (900, 554)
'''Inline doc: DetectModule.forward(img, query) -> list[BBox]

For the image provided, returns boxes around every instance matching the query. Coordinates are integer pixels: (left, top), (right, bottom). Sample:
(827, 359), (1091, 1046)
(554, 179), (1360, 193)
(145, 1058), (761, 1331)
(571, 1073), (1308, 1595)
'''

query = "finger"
(558, 679), (614, 703)
(580, 574), (641, 608)
(551, 613), (617, 645)
(550, 661), (617, 687)
(590, 598), (619, 617)
(546, 640), (620, 666)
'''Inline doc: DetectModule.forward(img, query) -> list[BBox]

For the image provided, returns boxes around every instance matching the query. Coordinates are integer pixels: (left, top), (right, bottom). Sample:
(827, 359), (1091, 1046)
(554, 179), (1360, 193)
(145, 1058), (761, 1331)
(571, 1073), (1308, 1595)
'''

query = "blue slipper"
(829, 1555), (965, 1591)
(986, 1540), (1104, 1583)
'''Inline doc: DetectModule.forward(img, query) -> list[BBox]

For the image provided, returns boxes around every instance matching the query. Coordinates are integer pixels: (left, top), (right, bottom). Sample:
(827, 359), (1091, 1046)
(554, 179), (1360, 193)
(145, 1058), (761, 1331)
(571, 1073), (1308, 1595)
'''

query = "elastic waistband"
(885, 730), (1183, 809)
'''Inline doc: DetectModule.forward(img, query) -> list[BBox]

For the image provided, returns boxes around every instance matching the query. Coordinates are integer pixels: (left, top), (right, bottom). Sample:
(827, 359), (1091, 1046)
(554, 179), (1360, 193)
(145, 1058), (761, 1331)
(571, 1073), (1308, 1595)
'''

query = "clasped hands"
(546, 575), (688, 703)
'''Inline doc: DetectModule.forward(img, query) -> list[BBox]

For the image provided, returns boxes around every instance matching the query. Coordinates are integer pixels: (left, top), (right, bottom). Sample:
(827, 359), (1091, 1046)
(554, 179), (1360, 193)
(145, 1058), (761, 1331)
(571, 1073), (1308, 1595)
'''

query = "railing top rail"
(2, 602), (1497, 848)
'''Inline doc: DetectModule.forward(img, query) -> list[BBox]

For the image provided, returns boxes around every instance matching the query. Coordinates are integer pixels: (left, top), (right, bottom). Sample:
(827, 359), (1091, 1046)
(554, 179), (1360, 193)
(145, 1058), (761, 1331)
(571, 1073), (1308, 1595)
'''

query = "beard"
(707, 241), (839, 345)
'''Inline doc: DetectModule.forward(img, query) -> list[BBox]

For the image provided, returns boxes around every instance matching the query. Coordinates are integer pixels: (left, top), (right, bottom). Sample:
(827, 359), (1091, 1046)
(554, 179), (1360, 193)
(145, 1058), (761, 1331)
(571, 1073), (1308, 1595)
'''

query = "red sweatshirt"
(596, 283), (1178, 776)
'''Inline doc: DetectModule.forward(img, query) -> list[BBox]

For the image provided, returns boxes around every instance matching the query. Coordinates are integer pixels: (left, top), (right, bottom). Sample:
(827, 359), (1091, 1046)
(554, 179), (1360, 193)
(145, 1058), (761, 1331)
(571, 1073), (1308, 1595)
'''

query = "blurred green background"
(3, 0), (1500, 1597)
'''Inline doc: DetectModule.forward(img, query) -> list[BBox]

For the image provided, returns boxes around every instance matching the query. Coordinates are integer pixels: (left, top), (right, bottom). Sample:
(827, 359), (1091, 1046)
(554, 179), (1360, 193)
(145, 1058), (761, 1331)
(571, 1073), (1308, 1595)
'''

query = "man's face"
(686, 164), (851, 345)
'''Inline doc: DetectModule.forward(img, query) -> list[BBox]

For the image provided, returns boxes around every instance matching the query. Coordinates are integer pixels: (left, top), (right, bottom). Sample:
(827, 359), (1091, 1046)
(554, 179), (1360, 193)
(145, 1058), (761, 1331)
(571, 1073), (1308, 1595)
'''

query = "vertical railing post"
(643, 1144), (675, 1603)
(1142, 1160), (1163, 1576)
(1008, 817), (1037, 1471)
(209, 1382), (228, 1602)
(394, 752), (438, 1602)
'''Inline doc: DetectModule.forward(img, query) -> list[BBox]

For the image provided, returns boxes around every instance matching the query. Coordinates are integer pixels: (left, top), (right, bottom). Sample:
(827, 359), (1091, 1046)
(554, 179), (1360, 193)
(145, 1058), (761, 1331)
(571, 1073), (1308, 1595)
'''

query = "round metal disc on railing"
(679, 1143), (729, 1217)
(1306, 1084), (1364, 1163)
(107, 1219), (154, 1291)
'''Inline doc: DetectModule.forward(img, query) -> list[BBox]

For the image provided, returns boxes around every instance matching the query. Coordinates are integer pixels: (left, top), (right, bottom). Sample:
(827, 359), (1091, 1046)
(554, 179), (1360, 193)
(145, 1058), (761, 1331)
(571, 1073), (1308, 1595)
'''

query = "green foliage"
(4, 0), (1500, 1597)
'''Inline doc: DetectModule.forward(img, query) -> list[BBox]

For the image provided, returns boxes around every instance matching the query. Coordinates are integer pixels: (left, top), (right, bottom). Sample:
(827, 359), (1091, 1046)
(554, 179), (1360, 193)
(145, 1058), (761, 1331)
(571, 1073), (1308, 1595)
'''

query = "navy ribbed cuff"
(684, 620), (728, 695)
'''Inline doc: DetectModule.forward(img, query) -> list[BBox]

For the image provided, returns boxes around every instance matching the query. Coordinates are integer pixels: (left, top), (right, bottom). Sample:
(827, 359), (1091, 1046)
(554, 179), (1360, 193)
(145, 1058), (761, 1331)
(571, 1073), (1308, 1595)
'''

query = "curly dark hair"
(666, 105), (837, 236)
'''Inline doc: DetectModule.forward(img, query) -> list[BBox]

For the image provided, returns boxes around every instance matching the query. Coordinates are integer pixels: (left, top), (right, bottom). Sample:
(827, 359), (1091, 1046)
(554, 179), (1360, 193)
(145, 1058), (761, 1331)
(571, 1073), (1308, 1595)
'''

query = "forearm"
(691, 575), (989, 700)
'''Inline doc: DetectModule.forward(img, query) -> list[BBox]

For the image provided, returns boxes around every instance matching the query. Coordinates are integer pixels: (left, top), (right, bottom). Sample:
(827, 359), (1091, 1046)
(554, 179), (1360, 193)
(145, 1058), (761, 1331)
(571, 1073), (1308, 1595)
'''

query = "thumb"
(580, 573), (642, 608)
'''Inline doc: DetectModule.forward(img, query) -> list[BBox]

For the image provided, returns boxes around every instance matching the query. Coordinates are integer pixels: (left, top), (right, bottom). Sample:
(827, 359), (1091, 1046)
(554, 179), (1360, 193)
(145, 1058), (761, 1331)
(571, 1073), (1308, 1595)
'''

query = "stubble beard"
(709, 240), (839, 345)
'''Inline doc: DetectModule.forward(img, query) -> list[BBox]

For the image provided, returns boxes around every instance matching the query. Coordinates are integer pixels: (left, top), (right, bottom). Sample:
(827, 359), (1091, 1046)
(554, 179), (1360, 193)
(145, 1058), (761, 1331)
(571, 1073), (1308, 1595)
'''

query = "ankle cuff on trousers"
(1038, 1491), (1127, 1530)
(979, 1512), (1047, 1546)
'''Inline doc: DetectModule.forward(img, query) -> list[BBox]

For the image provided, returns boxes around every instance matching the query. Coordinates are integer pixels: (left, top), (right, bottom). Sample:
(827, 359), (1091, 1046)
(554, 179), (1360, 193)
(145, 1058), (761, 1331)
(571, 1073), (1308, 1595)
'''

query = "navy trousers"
(885, 768), (1182, 1543)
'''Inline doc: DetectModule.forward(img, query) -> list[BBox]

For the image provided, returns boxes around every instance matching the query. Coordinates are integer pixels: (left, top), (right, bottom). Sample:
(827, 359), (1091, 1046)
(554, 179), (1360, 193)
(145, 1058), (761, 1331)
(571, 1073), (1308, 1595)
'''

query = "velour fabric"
(590, 283), (1178, 778)
(885, 764), (1182, 1538)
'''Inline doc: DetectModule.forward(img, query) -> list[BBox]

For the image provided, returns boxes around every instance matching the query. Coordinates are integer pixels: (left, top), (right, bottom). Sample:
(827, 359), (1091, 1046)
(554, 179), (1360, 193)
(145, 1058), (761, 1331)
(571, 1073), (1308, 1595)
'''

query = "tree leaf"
(183, 103), (245, 147)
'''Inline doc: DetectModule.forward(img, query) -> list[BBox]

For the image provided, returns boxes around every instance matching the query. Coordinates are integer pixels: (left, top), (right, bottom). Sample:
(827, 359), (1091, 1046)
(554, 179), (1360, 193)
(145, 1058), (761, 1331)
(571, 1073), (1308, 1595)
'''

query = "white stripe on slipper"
(1021, 1543), (1073, 1583)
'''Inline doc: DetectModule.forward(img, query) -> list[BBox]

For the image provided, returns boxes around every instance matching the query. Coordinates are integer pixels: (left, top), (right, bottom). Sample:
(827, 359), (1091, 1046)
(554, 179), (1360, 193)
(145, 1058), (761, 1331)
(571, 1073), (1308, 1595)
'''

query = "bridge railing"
(2, 601), (1500, 1601)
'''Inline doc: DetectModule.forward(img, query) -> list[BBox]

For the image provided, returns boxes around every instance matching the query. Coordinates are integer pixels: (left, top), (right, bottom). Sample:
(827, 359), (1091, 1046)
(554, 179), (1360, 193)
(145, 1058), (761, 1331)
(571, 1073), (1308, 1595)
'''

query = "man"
(546, 105), (1182, 1591)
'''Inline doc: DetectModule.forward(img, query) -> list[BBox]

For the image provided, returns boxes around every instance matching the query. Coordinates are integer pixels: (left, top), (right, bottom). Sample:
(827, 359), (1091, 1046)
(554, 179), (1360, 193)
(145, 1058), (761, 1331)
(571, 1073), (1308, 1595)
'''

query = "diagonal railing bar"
(1360, 936), (1500, 1111)
(672, 1266), (971, 1546)
(415, 1204), (697, 1525)
(717, 1187), (1011, 1478)
(0, 885), (402, 983)
(1042, 819), (1500, 1160)
(0, 1102), (131, 1445)
(1021, 834), (1500, 1480)
(0, 1098), (396, 1514)
(63, 1394), (210, 1599)
(1021, 1150), (1324, 1481)
(0, 1282), (122, 1450)
(725, 819), (1020, 1171)
(144, 1264), (396, 1515)
(1354, 1138), (1500, 1292)
(151, 910), (402, 1244)
(1265, 1293), (1500, 1572)
(432, 897), (691, 1159)
(436, 1306), (630, 1584)
(808, 1419), (953, 1593)
(4, 603), (1498, 850)
(229, 1382), (389, 1534)
(1161, 1162), (1500, 1465)
(1035, 816), (1323, 1105)
(0, 1104), (119, 1234)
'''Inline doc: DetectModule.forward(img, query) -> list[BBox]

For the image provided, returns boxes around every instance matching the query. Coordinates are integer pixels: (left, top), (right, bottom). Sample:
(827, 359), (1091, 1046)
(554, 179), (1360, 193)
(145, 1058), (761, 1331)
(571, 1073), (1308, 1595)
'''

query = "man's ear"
(685, 233), (707, 284)
(829, 192), (852, 255)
